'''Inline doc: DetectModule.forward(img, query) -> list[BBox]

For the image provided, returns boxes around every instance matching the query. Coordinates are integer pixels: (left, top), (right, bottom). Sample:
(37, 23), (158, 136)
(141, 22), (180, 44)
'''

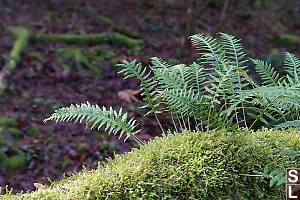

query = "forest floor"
(0, 0), (299, 194)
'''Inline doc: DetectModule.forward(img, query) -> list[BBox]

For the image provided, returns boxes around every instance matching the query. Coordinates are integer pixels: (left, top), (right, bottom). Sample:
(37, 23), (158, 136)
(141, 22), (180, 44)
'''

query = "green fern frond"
(44, 102), (140, 141)
(118, 60), (161, 115)
(275, 120), (300, 130)
(190, 33), (227, 70)
(219, 32), (247, 67)
(284, 52), (300, 83)
(252, 59), (282, 86)
(151, 57), (172, 68)
(159, 87), (203, 118)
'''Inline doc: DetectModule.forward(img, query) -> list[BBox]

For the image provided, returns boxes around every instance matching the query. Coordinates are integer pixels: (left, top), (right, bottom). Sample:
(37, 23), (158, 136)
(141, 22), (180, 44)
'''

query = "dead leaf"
(34, 183), (47, 190)
(117, 89), (141, 103)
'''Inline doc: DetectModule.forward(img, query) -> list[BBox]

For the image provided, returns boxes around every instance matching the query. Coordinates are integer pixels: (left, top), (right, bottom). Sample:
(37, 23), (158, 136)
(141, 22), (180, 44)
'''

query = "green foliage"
(2, 129), (299, 199)
(3, 154), (29, 171)
(118, 33), (300, 131)
(44, 102), (140, 142)
(46, 32), (300, 141)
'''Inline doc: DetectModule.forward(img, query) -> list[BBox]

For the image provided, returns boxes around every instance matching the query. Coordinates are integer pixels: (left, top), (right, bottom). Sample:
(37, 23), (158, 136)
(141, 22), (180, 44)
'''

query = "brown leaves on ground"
(33, 183), (47, 191)
(117, 89), (141, 103)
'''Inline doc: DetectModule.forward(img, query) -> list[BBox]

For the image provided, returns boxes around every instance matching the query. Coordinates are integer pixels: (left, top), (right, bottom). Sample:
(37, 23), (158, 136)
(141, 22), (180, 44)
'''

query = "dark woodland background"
(0, 0), (299, 194)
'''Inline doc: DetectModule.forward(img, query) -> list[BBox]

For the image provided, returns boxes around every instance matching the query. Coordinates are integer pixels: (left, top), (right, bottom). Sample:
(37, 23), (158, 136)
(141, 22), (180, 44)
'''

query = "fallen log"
(0, 27), (31, 93)
(0, 26), (143, 95)
(35, 32), (143, 48)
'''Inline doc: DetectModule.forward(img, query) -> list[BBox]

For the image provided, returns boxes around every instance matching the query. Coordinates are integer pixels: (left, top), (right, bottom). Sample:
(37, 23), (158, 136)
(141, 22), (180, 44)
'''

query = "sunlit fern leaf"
(284, 52), (300, 83)
(44, 102), (140, 141)
(252, 59), (282, 86)
(118, 60), (161, 115)
(219, 32), (247, 67)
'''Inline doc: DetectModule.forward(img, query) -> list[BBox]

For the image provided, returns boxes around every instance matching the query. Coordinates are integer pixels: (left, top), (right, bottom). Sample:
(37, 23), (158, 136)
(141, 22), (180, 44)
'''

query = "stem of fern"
(248, 96), (279, 130)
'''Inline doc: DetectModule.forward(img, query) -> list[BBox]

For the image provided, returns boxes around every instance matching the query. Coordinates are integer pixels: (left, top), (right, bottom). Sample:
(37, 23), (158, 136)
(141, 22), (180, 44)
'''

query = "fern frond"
(159, 87), (203, 118)
(151, 57), (172, 69)
(284, 52), (300, 83)
(275, 120), (300, 130)
(44, 102), (140, 141)
(118, 60), (160, 115)
(252, 59), (282, 86)
(190, 33), (227, 70)
(219, 32), (247, 67)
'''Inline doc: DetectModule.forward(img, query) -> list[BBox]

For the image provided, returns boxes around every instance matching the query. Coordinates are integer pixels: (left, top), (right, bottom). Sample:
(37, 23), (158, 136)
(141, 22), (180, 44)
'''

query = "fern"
(118, 60), (161, 116)
(284, 52), (300, 83)
(44, 102), (140, 142)
(45, 32), (300, 145)
(252, 59), (282, 86)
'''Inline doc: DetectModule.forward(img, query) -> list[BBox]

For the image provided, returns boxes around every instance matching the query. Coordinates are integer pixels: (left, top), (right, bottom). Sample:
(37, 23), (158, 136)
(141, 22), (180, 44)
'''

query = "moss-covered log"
(1, 128), (299, 199)
(0, 26), (143, 95)
(0, 27), (31, 92)
(35, 32), (143, 48)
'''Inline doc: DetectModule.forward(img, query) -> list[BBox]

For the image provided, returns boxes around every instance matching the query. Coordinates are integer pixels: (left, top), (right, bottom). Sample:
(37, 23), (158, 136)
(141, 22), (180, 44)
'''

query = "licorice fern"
(44, 102), (141, 142)
(45, 32), (300, 145)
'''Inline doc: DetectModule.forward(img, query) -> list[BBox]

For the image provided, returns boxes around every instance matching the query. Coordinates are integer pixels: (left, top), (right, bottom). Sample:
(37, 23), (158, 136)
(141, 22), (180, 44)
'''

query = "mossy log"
(0, 26), (143, 95)
(0, 27), (31, 93)
(1, 129), (299, 199)
(35, 32), (143, 48)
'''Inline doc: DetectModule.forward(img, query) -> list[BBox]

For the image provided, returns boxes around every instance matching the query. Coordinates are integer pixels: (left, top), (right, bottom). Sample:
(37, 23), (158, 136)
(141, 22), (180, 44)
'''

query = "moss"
(25, 125), (39, 138)
(110, 57), (120, 67)
(267, 48), (280, 57)
(0, 151), (7, 163)
(36, 32), (143, 48)
(2, 128), (299, 199)
(0, 133), (6, 146)
(269, 34), (300, 48)
(96, 85), (104, 92)
(75, 143), (88, 154)
(96, 15), (113, 26)
(3, 155), (29, 171)
(7, 127), (22, 139)
(0, 117), (17, 127)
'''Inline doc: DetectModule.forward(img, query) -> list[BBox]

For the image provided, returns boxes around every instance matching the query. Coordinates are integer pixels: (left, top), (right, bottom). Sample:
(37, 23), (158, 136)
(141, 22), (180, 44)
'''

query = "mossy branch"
(0, 27), (31, 93)
(35, 32), (143, 48)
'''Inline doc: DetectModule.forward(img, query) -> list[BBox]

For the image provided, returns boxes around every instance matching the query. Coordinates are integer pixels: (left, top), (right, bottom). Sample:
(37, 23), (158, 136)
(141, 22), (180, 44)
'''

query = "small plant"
(45, 32), (300, 140)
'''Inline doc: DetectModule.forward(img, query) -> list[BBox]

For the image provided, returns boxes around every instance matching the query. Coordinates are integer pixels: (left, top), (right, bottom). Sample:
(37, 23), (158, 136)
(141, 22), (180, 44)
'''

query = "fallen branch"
(0, 27), (31, 93)
(0, 26), (143, 95)
(35, 32), (143, 48)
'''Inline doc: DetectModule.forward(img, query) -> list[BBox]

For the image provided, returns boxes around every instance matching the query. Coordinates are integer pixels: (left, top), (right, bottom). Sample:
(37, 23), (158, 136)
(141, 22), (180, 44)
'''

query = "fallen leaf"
(33, 183), (47, 190)
(117, 89), (141, 103)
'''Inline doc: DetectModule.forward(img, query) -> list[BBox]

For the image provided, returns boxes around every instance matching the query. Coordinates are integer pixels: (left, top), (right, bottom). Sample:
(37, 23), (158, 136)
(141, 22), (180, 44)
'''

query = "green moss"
(7, 127), (22, 139)
(2, 128), (299, 199)
(0, 117), (17, 127)
(269, 34), (300, 48)
(0, 151), (7, 163)
(267, 48), (280, 57)
(36, 32), (143, 48)
(75, 143), (88, 154)
(3, 155), (28, 171)
(96, 85), (104, 92)
(110, 57), (120, 67)
(96, 15), (113, 26)
(0, 134), (6, 146)
(25, 125), (39, 138)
